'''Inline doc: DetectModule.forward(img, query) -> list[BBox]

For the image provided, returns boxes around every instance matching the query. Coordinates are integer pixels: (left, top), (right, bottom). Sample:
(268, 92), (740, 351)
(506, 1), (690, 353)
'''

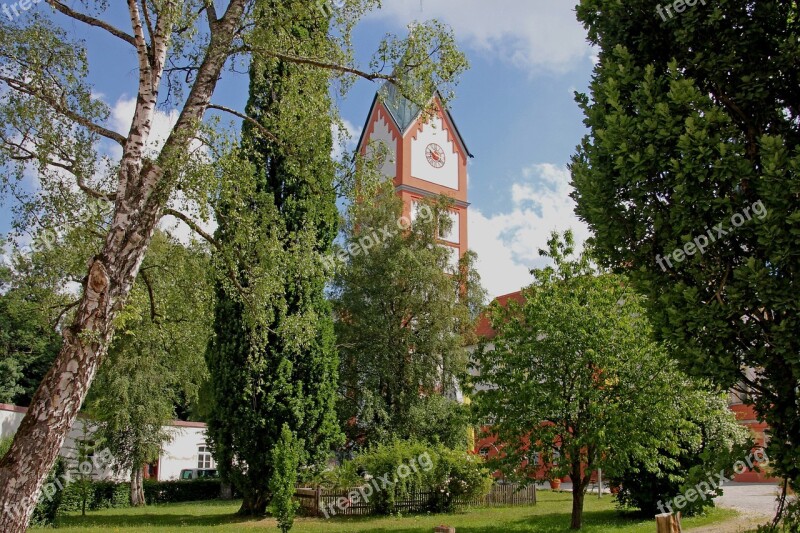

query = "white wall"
(0, 406), (121, 480)
(411, 115), (459, 190)
(365, 112), (398, 180)
(0, 404), (209, 482)
(158, 424), (212, 481)
(0, 406), (23, 437)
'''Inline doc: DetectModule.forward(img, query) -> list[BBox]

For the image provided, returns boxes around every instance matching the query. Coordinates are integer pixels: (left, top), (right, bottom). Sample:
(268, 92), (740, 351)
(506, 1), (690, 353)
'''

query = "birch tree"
(0, 1), (467, 530)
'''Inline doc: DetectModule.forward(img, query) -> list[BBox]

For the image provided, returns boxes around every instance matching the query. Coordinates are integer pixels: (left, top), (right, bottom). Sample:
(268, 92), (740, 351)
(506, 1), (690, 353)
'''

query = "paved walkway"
(714, 482), (782, 517)
(549, 480), (783, 531)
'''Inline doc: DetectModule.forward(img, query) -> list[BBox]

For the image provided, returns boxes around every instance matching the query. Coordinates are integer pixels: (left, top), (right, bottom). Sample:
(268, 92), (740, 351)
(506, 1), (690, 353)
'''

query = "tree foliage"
(471, 231), (709, 530)
(87, 231), (213, 506)
(571, 0), (800, 492)
(332, 185), (486, 451)
(609, 388), (750, 516)
(205, 0), (346, 515)
(0, 254), (63, 406)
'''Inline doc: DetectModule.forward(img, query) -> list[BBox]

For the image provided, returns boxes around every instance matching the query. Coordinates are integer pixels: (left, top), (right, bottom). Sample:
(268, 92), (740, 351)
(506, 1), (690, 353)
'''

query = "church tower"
(356, 82), (472, 269)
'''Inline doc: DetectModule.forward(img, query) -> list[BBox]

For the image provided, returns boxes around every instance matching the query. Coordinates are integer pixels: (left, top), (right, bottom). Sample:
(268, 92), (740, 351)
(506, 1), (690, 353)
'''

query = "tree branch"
(205, 0), (218, 25)
(207, 104), (281, 145)
(127, 0), (153, 82)
(52, 299), (80, 330)
(140, 0), (156, 53)
(139, 270), (161, 323)
(0, 76), (127, 145)
(76, 175), (116, 202)
(45, 1), (138, 49)
(163, 208), (218, 248)
(244, 48), (399, 84)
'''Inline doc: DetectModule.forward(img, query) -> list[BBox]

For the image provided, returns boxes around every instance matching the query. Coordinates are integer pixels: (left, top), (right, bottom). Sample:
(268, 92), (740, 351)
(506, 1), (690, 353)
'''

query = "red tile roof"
(476, 290), (526, 339)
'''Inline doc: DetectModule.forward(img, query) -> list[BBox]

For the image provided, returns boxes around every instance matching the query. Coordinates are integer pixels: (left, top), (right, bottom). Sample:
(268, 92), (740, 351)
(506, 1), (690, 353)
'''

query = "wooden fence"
(295, 482), (537, 518)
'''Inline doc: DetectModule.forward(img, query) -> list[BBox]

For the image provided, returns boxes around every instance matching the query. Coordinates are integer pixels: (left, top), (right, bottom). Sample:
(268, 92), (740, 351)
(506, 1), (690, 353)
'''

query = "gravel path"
(685, 482), (780, 532)
(686, 512), (770, 533)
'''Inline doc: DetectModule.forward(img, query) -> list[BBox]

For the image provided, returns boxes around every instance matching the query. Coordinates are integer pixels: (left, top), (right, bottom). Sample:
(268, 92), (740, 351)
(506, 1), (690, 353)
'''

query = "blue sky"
(346, 1), (596, 297)
(1, 1), (596, 298)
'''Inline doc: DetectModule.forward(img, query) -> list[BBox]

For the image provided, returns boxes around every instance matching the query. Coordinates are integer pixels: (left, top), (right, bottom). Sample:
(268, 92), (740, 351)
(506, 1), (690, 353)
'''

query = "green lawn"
(42, 490), (737, 532)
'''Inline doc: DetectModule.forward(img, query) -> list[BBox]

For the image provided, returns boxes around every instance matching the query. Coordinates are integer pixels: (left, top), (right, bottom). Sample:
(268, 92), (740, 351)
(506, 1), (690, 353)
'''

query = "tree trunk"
(656, 512), (682, 533)
(238, 491), (269, 516)
(0, 1), (248, 529)
(130, 467), (146, 507)
(570, 485), (585, 530)
(220, 482), (233, 500)
(570, 462), (586, 530)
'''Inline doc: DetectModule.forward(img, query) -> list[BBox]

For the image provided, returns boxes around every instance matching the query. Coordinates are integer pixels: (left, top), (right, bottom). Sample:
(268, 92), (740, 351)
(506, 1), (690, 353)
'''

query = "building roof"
(380, 81), (422, 132)
(475, 290), (526, 339)
(356, 81), (474, 159)
(0, 403), (206, 429)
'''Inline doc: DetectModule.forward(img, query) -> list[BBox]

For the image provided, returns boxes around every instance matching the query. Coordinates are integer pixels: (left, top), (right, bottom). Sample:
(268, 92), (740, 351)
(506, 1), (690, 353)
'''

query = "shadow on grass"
(319, 508), (651, 533)
(55, 501), (259, 529)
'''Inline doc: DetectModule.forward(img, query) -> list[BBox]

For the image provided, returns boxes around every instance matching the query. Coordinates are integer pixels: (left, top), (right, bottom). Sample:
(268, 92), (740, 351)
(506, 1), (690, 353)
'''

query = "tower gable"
(358, 98), (400, 180)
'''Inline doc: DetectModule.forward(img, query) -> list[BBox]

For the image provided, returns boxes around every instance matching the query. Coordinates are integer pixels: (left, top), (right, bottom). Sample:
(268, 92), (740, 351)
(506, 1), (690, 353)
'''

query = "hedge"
(60, 481), (130, 513)
(59, 479), (224, 513)
(144, 479), (223, 504)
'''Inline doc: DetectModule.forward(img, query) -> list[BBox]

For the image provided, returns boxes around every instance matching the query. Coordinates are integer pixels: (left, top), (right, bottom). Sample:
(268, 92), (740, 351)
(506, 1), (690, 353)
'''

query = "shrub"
(428, 447), (494, 512)
(269, 425), (302, 533)
(327, 440), (492, 515)
(608, 389), (751, 516)
(59, 479), (223, 513)
(312, 458), (362, 490)
(61, 481), (130, 512)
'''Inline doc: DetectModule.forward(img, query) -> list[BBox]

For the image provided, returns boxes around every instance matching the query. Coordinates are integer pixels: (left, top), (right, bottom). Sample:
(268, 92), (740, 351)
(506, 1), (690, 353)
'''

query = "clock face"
(425, 143), (446, 168)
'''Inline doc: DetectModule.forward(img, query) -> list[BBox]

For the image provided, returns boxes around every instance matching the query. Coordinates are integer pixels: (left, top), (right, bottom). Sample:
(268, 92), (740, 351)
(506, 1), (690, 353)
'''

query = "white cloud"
(469, 163), (591, 298)
(332, 118), (362, 160)
(109, 96), (182, 159)
(369, 0), (592, 74)
(110, 97), (215, 245)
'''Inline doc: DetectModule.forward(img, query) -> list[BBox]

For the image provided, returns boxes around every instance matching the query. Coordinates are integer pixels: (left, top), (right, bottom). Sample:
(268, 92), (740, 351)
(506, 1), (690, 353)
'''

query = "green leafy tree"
(332, 186), (486, 450)
(269, 424), (303, 533)
(609, 388), (750, 516)
(571, 0), (800, 495)
(0, 0), (466, 527)
(471, 231), (703, 530)
(0, 254), (66, 406)
(87, 232), (213, 506)
(206, 1), (343, 515)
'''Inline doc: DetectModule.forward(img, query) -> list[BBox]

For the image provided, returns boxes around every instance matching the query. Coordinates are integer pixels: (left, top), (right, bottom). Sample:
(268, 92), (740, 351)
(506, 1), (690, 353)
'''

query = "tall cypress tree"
(205, 0), (341, 515)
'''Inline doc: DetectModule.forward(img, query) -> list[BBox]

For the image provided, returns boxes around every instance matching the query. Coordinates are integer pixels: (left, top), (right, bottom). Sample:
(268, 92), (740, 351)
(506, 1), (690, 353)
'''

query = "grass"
(41, 490), (737, 532)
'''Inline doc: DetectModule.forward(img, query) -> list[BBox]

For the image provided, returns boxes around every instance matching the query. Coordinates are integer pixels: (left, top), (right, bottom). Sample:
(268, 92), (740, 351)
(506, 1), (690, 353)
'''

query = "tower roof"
(380, 81), (423, 132)
(356, 81), (473, 159)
